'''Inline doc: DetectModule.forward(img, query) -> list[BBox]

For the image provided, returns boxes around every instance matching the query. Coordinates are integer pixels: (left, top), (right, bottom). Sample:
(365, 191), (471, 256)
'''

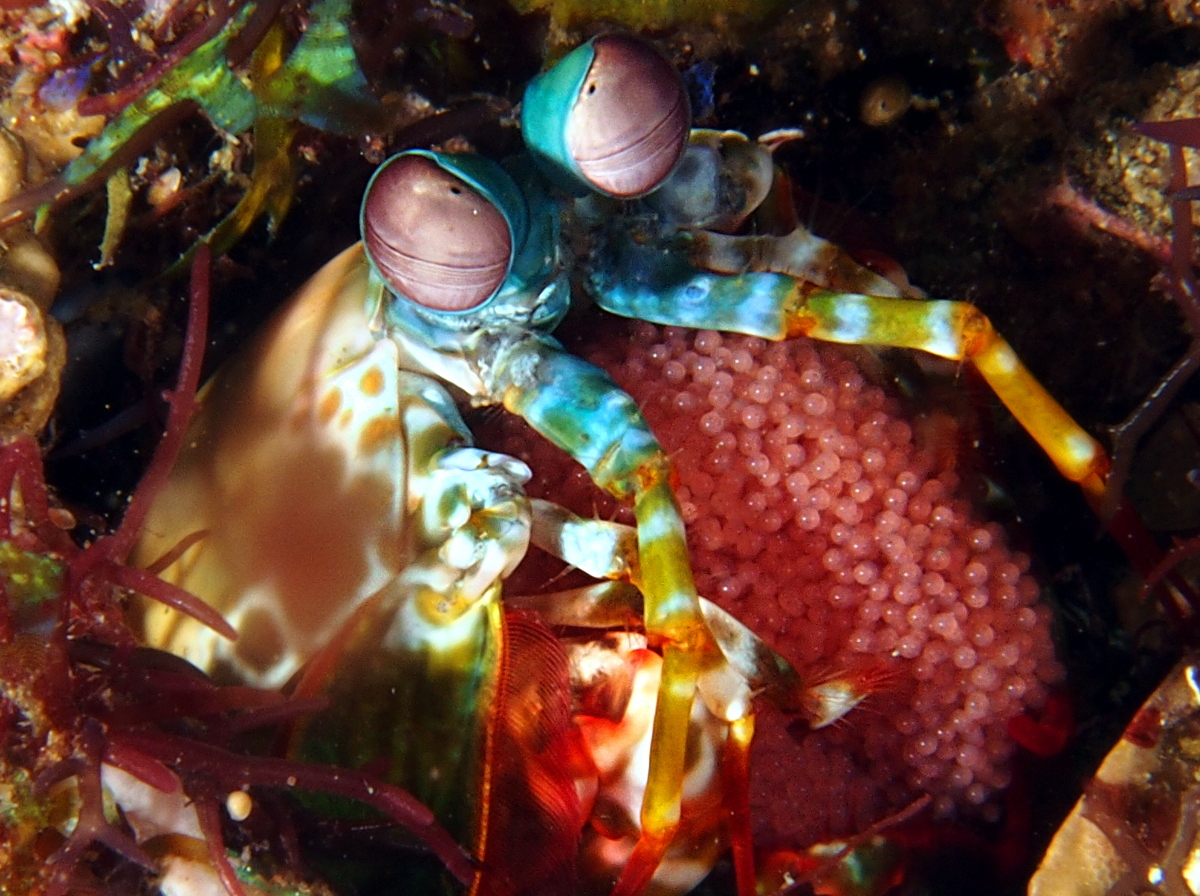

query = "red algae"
(480, 318), (1064, 848)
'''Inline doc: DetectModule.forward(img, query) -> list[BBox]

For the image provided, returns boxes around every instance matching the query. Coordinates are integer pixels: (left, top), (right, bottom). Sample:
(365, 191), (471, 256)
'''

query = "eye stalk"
(522, 33), (690, 199)
(361, 153), (513, 312)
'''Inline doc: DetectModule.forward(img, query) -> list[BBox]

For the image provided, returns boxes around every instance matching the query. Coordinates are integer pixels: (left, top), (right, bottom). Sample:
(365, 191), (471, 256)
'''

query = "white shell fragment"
(0, 288), (48, 406)
(0, 127), (65, 436)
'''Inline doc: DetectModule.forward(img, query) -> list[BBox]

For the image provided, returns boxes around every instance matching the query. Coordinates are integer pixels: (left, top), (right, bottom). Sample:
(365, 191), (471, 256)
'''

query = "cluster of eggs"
(482, 318), (1062, 847)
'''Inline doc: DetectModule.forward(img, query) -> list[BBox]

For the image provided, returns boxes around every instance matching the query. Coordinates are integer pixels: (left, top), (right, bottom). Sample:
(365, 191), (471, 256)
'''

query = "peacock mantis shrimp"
(129, 239), (827, 896)
(129, 30), (1116, 896)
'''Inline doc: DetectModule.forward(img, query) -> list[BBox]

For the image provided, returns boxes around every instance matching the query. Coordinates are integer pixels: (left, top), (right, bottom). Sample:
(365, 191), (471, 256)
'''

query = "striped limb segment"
(499, 343), (723, 894)
(517, 507), (833, 896)
(792, 289), (1109, 501)
(725, 715), (756, 896)
(590, 258), (1109, 506)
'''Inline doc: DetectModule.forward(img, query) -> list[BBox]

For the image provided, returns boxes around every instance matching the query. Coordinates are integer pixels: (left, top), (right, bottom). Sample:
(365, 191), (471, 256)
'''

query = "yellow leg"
(500, 347), (722, 894)
(725, 714), (757, 896)
(590, 259), (1110, 508)
(608, 476), (713, 896)
(609, 642), (698, 896)
(793, 288), (1111, 503)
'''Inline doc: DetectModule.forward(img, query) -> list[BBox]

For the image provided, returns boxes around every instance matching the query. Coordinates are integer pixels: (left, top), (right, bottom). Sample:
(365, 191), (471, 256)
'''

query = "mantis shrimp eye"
(362, 154), (512, 312)
(565, 34), (690, 198)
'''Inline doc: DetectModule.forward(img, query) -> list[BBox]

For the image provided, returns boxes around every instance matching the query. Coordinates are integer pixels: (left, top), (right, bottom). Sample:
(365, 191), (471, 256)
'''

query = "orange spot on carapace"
(360, 367), (385, 397)
(359, 416), (401, 455)
(318, 388), (342, 425)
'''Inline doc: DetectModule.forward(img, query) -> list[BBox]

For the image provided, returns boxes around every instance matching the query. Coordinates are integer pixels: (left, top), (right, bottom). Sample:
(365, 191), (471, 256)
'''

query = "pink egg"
(478, 319), (1063, 846)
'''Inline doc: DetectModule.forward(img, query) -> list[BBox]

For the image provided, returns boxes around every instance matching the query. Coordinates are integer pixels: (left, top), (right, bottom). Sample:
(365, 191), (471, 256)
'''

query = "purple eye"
(566, 34), (690, 198)
(362, 155), (512, 312)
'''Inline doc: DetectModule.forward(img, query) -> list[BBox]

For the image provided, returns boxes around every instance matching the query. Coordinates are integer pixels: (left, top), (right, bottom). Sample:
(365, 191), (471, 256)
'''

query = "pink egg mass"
(480, 317), (1064, 849)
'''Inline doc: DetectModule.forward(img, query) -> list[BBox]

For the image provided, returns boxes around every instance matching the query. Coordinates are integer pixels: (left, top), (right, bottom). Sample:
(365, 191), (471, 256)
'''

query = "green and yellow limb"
(589, 259), (1108, 506)
(495, 339), (720, 895)
(520, 502), (844, 720)
(515, 503), (858, 896)
(790, 287), (1109, 501)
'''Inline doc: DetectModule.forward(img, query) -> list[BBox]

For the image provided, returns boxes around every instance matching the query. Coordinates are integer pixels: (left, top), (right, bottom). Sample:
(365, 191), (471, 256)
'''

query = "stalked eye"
(362, 154), (512, 312)
(565, 34), (690, 198)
